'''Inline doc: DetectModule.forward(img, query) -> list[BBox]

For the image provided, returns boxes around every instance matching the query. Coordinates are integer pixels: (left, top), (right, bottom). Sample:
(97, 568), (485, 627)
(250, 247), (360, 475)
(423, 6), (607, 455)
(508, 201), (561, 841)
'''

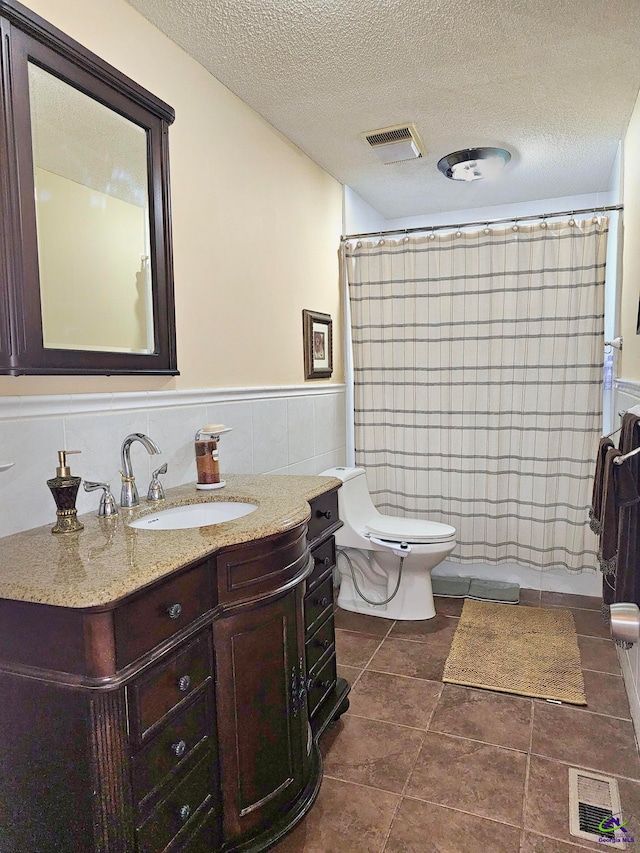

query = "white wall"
(608, 93), (640, 741)
(343, 186), (388, 234)
(344, 187), (619, 236)
(620, 88), (640, 382)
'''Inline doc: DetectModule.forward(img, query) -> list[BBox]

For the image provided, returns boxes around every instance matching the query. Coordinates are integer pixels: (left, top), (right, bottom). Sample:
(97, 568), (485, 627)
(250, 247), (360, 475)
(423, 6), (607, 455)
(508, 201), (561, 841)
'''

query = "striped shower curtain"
(343, 217), (609, 572)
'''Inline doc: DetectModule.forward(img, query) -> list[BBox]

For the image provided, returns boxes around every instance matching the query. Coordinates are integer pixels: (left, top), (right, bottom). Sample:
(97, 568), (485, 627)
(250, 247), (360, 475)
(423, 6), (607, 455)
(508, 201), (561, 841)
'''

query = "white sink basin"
(129, 501), (258, 530)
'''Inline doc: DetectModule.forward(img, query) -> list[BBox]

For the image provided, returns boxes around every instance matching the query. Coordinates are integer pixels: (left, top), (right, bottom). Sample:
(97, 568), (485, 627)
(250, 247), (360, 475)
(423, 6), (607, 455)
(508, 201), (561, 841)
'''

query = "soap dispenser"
(195, 425), (232, 489)
(47, 450), (84, 534)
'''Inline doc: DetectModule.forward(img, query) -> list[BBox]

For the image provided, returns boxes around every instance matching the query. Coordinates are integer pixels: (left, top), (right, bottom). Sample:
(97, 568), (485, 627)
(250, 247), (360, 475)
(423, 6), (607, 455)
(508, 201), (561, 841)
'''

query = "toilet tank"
(319, 467), (380, 546)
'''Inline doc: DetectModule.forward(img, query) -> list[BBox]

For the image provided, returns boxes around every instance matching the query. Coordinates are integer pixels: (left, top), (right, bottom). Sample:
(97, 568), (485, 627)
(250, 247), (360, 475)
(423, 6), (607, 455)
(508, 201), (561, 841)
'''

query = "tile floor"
(272, 589), (640, 852)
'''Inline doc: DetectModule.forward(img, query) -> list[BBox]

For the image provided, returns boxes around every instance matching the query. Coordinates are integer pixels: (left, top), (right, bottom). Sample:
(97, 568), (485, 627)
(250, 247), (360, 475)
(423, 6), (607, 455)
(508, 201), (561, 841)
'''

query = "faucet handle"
(84, 481), (119, 517)
(147, 463), (167, 502)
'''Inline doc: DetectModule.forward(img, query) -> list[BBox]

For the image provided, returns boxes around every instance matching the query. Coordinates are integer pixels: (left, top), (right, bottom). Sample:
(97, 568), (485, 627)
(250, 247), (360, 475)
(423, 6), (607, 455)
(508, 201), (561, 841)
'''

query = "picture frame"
(303, 309), (333, 379)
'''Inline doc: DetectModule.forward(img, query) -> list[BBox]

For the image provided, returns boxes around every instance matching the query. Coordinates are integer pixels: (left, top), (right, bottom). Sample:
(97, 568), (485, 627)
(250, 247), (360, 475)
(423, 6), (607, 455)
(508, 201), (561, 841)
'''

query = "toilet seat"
(365, 515), (456, 544)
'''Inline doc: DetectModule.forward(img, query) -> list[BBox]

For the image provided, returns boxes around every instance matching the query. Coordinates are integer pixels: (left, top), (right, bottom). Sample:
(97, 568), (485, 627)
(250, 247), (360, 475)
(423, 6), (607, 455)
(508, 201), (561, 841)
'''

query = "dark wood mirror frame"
(0, 0), (178, 375)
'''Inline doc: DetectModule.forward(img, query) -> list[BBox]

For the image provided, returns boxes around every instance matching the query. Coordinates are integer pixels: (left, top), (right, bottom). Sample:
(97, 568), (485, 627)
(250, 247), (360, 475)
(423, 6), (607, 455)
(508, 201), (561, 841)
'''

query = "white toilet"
(320, 467), (456, 620)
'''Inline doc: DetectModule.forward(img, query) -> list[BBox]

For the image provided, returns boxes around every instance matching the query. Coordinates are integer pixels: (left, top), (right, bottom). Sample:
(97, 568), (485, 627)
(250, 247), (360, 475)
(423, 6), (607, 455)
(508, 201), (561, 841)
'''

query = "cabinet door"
(213, 588), (309, 842)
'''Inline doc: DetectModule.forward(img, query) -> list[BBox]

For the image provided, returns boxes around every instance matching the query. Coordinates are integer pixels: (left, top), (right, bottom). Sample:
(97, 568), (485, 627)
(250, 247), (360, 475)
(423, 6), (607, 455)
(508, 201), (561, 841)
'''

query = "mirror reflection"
(28, 63), (155, 354)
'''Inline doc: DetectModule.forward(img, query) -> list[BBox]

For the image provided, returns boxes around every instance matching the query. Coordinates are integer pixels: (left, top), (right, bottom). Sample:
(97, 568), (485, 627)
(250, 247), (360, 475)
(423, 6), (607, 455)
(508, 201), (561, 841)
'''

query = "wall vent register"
(568, 768), (626, 846)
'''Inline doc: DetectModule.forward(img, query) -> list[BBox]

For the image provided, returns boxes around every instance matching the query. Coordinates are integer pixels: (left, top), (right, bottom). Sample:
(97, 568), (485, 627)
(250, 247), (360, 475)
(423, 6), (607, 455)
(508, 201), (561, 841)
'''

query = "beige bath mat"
(443, 599), (587, 705)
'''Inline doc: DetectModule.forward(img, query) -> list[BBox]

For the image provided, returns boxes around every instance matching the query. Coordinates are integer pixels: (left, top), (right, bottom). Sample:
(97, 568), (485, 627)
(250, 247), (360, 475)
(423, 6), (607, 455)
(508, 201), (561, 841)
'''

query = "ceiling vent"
(363, 123), (425, 165)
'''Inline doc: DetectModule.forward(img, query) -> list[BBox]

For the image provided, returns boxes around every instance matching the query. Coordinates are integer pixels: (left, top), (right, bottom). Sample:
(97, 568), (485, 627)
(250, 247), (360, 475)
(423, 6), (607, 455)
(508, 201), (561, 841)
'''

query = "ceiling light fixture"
(437, 147), (511, 182)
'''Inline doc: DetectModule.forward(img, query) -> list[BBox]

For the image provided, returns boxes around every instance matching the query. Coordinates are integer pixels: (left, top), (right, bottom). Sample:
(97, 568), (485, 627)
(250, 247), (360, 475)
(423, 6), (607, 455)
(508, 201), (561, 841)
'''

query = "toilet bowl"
(320, 466), (456, 620)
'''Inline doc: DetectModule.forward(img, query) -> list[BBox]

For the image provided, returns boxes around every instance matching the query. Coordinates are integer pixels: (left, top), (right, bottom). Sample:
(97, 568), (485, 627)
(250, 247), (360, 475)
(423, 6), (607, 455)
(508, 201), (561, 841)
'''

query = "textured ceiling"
(125, 0), (640, 219)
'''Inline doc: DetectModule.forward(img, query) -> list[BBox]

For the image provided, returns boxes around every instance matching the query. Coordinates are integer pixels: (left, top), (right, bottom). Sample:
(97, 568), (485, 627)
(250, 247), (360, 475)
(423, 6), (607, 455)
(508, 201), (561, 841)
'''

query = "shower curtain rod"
(341, 203), (623, 241)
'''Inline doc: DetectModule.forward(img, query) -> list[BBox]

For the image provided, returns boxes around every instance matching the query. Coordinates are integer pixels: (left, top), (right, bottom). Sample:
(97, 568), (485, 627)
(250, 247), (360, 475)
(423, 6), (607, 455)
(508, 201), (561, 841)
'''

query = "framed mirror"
(0, 0), (178, 375)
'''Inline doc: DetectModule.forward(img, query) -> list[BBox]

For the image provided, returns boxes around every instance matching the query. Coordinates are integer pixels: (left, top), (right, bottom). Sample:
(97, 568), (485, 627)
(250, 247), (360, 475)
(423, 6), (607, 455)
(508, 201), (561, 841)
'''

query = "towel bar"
(613, 445), (640, 465)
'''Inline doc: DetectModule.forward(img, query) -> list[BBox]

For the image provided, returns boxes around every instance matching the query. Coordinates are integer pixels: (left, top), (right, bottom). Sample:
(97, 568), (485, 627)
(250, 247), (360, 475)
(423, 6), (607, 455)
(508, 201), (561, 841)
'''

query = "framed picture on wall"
(303, 309), (333, 379)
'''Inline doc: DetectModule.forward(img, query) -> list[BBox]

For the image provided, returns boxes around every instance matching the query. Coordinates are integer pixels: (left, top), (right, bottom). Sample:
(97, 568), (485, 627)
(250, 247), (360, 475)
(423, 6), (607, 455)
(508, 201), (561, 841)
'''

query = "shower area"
(341, 211), (616, 590)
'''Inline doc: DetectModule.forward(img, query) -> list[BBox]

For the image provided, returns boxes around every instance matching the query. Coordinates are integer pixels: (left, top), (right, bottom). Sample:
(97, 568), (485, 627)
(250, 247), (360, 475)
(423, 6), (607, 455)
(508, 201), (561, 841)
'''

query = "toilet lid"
(365, 515), (456, 544)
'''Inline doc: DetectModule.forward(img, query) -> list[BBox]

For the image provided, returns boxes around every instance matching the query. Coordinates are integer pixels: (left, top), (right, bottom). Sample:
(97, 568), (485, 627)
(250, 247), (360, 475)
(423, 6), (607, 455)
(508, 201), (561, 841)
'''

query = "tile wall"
(0, 385), (347, 538)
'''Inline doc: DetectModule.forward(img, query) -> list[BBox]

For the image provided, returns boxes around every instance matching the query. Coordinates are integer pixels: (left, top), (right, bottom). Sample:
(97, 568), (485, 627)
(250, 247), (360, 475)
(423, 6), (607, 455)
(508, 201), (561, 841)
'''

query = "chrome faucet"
(120, 433), (161, 507)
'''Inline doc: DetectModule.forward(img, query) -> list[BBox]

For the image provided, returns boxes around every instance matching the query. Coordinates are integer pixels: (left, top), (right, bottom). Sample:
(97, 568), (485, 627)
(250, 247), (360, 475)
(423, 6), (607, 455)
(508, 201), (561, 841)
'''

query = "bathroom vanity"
(0, 474), (349, 852)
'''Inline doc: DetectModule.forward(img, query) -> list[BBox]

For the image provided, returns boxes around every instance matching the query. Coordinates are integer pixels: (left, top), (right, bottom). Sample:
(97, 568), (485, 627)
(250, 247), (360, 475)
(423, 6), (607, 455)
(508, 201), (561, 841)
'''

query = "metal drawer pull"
(322, 556), (331, 567)
(171, 740), (187, 757)
(167, 603), (183, 620)
(179, 804), (191, 823)
(316, 596), (330, 608)
(308, 676), (334, 691)
(316, 509), (332, 520)
(178, 675), (191, 692)
(315, 638), (331, 650)
(291, 658), (306, 716)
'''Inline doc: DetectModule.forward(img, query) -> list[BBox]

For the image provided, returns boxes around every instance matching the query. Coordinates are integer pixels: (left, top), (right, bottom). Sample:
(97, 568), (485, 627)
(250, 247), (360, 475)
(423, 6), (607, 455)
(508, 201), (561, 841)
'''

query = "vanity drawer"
(307, 538), (335, 591)
(307, 653), (337, 720)
(304, 575), (333, 638)
(307, 490), (339, 543)
(216, 526), (308, 605)
(129, 632), (212, 743)
(132, 688), (213, 806)
(305, 611), (335, 675)
(136, 749), (213, 853)
(115, 561), (213, 668)
(177, 806), (223, 853)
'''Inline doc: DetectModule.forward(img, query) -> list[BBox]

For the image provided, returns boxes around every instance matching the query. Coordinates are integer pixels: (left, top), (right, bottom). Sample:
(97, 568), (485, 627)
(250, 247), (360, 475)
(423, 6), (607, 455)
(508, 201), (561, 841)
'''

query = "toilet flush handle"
(368, 536), (413, 558)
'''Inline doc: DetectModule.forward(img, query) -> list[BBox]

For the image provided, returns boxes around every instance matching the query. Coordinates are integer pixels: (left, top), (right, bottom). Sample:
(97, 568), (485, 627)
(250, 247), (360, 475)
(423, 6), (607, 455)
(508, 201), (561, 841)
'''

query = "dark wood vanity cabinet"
(305, 488), (350, 737)
(213, 587), (312, 845)
(0, 487), (349, 853)
(129, 629), (221, 853)
(0, 584), (222, 853)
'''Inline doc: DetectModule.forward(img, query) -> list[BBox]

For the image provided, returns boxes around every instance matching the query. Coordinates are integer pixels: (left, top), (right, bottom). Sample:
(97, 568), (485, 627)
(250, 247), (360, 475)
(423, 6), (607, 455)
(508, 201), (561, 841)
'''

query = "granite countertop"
(0, 474), (340, 610)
